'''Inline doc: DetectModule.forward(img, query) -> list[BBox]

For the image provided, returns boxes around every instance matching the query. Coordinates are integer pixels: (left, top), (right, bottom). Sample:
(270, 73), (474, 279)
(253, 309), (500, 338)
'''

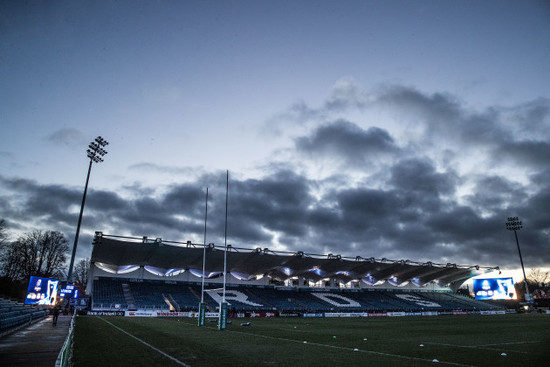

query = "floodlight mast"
(67, 136), (108, 282)
(505, 216), (532, 307)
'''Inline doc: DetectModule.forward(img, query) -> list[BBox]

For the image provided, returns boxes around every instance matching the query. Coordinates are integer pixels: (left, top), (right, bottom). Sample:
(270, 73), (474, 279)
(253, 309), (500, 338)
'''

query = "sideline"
(97, 317), (191, 367)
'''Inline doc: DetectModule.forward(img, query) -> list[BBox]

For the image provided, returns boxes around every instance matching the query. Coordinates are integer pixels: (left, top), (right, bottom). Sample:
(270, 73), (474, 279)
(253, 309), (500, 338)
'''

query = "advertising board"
(473, 278), (516, 300)
(25, 276), (60, 305)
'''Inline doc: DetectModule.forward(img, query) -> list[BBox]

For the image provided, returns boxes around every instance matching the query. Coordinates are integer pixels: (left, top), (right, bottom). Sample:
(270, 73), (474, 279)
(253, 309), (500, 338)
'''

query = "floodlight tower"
(505, 216), (532, 306)
(67, 136), (109, 282)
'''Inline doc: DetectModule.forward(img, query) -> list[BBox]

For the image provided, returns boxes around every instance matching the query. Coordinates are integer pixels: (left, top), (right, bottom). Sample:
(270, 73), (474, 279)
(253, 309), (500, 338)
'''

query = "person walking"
(52, 305), (60, 326)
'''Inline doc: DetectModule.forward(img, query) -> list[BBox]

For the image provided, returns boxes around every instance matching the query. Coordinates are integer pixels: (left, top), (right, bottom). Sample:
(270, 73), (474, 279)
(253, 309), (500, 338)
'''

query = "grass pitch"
(73, 314), (550, 367)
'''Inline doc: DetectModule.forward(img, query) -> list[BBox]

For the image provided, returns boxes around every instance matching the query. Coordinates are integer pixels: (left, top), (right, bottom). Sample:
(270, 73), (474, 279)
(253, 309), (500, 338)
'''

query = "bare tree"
(0, 230), (69, 281)
(0, 219), (7, 245)
(528, 268), (549, 287)
(0, 219), (17, 279)
(73, 258), (90, 286)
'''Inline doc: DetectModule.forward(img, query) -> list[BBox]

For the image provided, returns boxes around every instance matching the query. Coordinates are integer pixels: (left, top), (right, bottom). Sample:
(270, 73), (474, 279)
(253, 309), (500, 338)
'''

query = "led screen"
(25, 276), (60, 305)
(60, 283), (78, 299)
(473, 277), (516, 300)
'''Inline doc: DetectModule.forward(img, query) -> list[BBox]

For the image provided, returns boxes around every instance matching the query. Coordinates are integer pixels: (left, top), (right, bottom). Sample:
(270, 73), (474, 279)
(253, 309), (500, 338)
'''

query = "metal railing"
(55, 314), (75, 367)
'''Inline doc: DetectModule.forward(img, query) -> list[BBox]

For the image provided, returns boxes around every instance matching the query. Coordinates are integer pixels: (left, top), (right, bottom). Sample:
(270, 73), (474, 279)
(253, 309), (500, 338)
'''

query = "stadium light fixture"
(67, 136), (108, 282)
(506, 216), (532, 307)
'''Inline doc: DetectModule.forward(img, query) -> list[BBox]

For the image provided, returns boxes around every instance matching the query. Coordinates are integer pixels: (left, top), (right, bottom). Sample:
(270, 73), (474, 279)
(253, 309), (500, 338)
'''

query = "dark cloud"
(1, 157), (549, 270)
(494, 139), (550, 167)
(337, 188), (401, 227)
(377, 86), (550, 171)
(513, 97), (550, 135)
(227, 170), (313, 246)
(464, 175), (528, 214)
(295, 119), (399, 167)
(160, 184), (203, 214)
(389, 158), (458, 196)
(377, 86), (462, 126)
(278, 83), (550, 171)
(0, 176), (79, 233)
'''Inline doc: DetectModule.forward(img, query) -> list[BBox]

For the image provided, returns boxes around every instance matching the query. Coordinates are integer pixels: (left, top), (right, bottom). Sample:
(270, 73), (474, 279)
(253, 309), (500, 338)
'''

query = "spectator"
(52, 305), (60, 326)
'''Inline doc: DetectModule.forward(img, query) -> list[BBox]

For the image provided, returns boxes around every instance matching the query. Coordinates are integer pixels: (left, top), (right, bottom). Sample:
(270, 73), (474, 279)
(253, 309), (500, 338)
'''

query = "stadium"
(88, 232), (504, 315)
(60, 232), (545, 367)
(2, 237), (549, 367)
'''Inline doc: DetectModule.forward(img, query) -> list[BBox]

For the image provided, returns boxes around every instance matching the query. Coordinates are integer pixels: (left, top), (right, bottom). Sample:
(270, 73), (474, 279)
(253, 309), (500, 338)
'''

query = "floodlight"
(505, 216), (531, 307)
(67, 136), (109, 282)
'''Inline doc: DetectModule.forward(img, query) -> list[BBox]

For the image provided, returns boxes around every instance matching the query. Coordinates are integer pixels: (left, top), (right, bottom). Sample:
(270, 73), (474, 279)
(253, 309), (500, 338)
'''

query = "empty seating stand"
(92, 278), (128, 310)
(91, 278), (503, 313)
(0, 297), (48, 335)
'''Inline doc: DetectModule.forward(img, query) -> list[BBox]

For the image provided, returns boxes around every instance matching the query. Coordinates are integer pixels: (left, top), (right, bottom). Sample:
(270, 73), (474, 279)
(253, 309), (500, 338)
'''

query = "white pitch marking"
(227, 329), (476, 367)
(473, 341), (539, 347)
(421, 341), (531, 354)
(98, 317), (191, 367)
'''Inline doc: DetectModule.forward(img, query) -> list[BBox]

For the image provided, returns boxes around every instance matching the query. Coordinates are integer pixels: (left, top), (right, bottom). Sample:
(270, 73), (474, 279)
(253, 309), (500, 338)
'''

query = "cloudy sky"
(1, 1), (549, 278)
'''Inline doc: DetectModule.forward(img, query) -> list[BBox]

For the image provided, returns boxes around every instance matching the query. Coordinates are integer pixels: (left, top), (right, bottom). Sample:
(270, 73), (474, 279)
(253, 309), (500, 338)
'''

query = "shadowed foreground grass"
(72, 314), (550, 367)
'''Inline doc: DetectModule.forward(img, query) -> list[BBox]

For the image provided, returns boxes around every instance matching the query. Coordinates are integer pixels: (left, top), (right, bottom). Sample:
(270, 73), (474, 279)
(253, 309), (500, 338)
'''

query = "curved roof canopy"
(91, 233), (498, 289)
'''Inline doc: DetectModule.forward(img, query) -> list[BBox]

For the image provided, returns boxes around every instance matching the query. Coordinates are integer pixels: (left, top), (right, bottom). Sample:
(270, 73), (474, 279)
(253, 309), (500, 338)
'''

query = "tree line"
(0, 219), (89, 300)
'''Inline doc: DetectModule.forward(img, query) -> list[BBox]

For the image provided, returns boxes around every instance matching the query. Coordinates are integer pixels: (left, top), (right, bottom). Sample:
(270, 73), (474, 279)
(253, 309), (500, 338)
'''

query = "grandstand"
(87, 233), (503, 314)
(0, 297), (49, 335)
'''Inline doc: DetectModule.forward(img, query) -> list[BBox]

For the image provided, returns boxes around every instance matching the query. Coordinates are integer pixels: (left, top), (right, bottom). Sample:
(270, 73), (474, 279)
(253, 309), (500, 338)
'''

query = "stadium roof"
(90, 233), (499, 290)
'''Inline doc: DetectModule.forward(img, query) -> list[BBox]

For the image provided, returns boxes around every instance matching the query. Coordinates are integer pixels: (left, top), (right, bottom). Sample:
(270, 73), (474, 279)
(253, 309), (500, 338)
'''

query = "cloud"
(295, 119), (400, 167)
(1, 83), (549, 272)
(46, 128), (87, 149)
(128, 162), (207, 177)
(261, 79), (373, 136)
(227, 170), (314, 246)
(464, 175), (528, 214)
(262, 83), (550, 267)
(376, 86), (550, 170)
(0, 151), (14, 160)
(323, 78), (374, 111)
(493, 139), (550, 167)
(389, 158), (458, 197)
